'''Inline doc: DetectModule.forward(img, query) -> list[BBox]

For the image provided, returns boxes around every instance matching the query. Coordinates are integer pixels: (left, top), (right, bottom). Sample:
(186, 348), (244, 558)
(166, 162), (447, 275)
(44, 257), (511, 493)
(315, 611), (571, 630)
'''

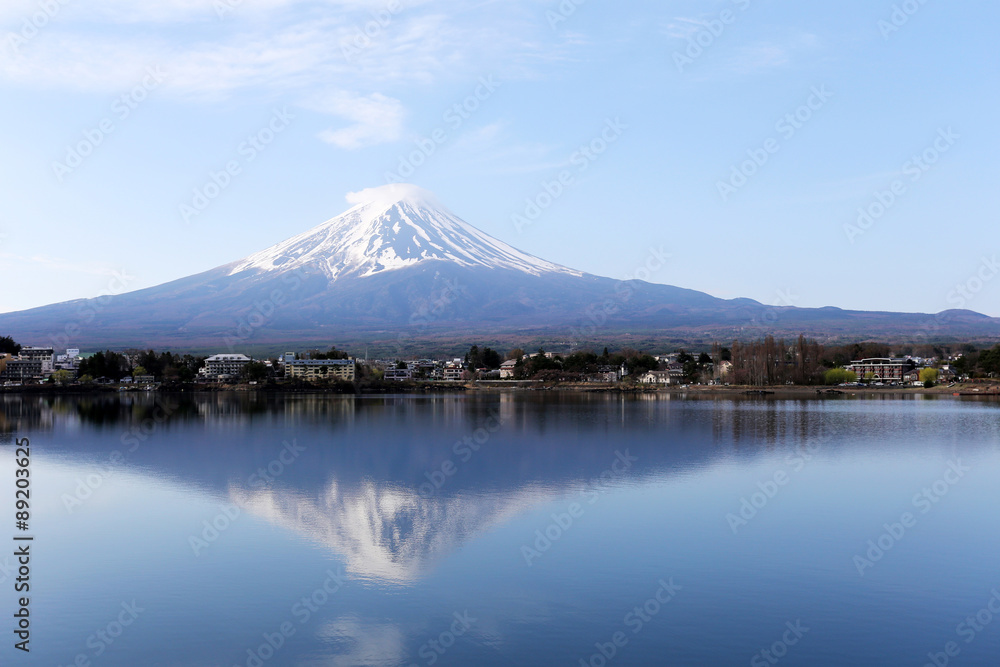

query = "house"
(639, 370), (672, 385)
(499, 360), (518, 379)
(384, 367), (412, 381)
(286, 359), (356, 382)
(847, 358), (914, 383)
(442, 364), (464, 381)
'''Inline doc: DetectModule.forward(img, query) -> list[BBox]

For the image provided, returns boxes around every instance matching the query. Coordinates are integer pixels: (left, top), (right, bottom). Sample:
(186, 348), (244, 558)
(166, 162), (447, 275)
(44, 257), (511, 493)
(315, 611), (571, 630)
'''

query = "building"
(846, 358), (914, 382)
(0, 357), (43, 381)
(384, 367), (412, 381)
(639, 370), (672, 385)
(19, 346), (55, 373)
(442, 363), (464, 381)
(499, 360), (518, 379)
(586, 365), (623, 383)
(286, 359), (356, 382)
(200, 354), (253, 381)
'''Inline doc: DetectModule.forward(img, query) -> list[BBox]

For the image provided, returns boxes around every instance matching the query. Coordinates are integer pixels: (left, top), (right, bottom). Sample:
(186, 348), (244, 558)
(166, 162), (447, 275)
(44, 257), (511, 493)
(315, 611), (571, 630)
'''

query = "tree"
(132, 365), (148, 378)
(919, 368), (939, 387)
(53, 369), (72, 385)
(506, 348), (525, 361)
(78, 350), (130, 381)
(240, 361), (269, 383)
(824, 368), (857, 385)
(311, 346), (350, 360)
(0, 336), (21, 355)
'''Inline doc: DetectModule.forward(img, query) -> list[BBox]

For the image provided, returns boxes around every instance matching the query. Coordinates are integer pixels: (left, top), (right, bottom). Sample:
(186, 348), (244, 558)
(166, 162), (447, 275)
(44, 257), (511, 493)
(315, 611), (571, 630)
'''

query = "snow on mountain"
(228, 183), (583, 281)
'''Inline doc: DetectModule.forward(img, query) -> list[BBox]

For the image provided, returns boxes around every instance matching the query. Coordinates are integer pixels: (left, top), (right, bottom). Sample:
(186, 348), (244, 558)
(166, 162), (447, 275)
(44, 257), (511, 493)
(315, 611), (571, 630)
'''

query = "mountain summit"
(228, 184), (581, 281)
(1, 185), (998, 350)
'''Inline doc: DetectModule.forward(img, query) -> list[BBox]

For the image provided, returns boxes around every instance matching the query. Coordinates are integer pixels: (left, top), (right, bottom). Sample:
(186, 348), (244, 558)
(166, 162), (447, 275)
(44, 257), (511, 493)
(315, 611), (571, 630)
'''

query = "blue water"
(2, 392), (999, 666)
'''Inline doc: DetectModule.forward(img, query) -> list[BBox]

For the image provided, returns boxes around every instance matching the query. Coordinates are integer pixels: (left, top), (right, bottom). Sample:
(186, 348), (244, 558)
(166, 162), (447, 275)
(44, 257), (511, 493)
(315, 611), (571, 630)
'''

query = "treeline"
(79, 350), (206, 382)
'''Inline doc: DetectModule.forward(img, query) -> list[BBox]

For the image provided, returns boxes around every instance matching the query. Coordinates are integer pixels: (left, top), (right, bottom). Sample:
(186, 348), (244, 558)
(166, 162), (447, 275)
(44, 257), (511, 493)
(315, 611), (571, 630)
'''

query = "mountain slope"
(1, 184), (999, 351)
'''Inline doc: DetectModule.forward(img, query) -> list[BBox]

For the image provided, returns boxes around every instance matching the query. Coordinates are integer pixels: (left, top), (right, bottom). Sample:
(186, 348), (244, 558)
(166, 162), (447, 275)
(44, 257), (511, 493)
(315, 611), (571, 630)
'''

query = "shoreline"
(1, 381), (997, 398)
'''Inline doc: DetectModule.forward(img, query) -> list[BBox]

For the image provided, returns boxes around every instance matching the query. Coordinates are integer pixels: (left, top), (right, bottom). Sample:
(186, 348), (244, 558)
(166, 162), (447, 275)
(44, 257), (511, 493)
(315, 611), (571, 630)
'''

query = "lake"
(1, 392), (998, 666)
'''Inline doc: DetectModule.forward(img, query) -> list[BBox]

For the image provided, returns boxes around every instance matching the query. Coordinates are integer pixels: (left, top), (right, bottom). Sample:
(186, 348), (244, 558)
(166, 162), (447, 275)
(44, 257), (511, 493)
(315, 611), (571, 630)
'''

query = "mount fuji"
(2, 184), (998, 352)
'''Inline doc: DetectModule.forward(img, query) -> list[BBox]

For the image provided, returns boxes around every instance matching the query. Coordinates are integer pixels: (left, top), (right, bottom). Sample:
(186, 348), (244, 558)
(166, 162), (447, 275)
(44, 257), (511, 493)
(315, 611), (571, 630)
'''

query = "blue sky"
(1, 0), (998, 316)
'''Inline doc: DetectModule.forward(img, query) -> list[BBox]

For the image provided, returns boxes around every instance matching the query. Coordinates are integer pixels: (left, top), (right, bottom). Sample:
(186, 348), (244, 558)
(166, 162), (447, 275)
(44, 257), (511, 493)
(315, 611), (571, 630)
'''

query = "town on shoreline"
(1, 334), (998, 395)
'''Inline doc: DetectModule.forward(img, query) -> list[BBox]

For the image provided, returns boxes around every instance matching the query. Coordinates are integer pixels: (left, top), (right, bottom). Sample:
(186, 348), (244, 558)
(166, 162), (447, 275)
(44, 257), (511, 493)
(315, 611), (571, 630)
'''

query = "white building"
(639, 370), (672, 385)
(286, 359), (356, 382)
(200, 354), (252, 380)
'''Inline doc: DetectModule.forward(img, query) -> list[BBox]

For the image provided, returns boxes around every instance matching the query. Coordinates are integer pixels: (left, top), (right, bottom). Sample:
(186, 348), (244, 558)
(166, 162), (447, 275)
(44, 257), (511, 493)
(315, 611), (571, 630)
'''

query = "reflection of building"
(847, 358), (913, 382)
(287, 359), (356, 382)
(200, 354), (252, 380)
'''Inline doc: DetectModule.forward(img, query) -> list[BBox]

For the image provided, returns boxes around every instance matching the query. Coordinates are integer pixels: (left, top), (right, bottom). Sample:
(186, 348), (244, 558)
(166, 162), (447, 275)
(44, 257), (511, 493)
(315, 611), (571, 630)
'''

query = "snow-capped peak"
(227, 184), (583, 280)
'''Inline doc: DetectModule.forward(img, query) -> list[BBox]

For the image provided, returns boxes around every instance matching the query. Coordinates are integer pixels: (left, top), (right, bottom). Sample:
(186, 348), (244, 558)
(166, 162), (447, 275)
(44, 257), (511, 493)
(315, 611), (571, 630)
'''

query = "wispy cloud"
(0, 1), (578, 150)
(315, 91), (405, 149)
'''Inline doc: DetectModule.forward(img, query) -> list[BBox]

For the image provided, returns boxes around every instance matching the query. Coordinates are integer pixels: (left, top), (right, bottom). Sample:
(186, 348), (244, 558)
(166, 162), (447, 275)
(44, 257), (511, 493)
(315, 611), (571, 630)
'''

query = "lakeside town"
(2, 335), (998, 392)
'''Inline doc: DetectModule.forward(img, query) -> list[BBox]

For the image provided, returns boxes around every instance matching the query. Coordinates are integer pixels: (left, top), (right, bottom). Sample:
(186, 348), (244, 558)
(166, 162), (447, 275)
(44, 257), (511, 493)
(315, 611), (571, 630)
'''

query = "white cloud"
(0, 0), (586, 151)
(316, 91), (405, 149)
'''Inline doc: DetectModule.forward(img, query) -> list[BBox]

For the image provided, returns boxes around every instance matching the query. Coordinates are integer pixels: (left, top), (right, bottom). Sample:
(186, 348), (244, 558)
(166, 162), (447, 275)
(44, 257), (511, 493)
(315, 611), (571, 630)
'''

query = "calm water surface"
(1, 392), (998, 666)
